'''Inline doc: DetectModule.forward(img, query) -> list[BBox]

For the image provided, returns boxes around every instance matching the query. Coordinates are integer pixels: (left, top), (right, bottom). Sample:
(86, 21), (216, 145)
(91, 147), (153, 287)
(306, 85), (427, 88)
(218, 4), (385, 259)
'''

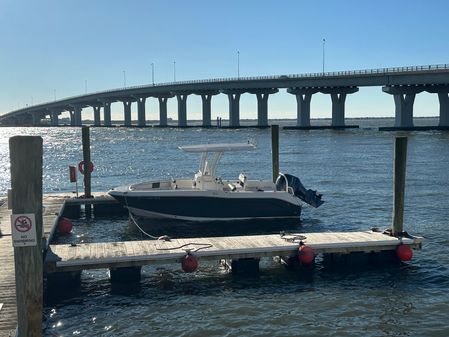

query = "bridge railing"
(2, 63), (449, 118)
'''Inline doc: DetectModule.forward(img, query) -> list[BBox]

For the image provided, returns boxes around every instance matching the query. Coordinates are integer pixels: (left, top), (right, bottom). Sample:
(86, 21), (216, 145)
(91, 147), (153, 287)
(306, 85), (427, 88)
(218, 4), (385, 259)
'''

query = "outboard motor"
(276, 173), (324, 208)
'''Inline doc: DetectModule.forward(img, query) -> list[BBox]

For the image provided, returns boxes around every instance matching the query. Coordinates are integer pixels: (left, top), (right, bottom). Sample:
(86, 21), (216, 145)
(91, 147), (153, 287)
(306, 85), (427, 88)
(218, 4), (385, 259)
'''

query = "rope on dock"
(155, 242), (213, 253)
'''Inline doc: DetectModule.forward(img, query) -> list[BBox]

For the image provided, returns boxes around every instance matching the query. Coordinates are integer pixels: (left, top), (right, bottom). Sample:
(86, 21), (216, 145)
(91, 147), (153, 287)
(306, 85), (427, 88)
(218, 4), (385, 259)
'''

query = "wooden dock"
(46, 230), (422, 273)
(0, 193), (424, 336)
(0, 194), (79, 337)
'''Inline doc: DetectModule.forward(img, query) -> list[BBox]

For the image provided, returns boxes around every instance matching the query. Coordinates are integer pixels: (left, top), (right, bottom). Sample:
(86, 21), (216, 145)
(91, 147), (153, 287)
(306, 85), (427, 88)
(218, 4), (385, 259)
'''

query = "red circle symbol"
(14, 216), (32, 233)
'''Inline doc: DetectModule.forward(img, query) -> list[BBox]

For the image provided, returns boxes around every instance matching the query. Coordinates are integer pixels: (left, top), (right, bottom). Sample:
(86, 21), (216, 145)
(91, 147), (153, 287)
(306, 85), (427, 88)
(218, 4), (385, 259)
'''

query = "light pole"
(85, 80), (87, 94)
(237, 50), (240, 78)
(123, 70), (126, 88)
(322, 38), (326, 74)
(53, 89), (56, 101)
(151, 62), (154, 85)
(173, 61), (176, 82)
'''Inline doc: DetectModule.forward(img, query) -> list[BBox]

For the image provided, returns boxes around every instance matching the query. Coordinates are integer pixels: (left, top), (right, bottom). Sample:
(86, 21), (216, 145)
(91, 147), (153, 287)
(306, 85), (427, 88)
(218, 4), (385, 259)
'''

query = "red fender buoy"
(298, 245), (315, 265)
(78, 160), (94, 175)
(181, 253), (198, 273)
(396, 244), (413, 261)
(58, 217), (73, 234)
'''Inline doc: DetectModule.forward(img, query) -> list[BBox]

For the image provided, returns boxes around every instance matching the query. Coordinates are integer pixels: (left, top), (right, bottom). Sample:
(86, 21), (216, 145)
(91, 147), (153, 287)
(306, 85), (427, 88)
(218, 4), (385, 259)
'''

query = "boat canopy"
(179, 143), (256, 153)
(179, 143), (256, 176)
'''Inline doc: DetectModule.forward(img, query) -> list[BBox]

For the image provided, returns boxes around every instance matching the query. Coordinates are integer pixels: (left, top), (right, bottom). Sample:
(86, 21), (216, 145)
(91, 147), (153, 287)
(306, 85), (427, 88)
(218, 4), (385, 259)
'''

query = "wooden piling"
(82, 126), (92, 217)
(271, 124), (279, 183)
(9, 136), (43, 337)
(392, 136), (408, 236)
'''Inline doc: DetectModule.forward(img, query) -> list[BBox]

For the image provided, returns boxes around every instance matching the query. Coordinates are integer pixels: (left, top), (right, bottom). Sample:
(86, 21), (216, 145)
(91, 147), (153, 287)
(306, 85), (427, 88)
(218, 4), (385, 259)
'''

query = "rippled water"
(1, 118), (448, 336)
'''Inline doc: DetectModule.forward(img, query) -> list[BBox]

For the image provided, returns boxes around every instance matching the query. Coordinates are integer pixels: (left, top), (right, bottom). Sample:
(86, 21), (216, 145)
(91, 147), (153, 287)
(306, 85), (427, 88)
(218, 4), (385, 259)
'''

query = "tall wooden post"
(271, 125), (279, 183)
(392, 136), (408, 236)
(82, 126), (92, 217)
(9, 136), (43, 337)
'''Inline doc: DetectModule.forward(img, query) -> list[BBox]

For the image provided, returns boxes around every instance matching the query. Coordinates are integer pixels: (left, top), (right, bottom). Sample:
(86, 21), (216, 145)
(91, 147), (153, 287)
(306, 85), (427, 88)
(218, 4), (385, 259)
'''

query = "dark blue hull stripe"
(112, 195), (301, 219)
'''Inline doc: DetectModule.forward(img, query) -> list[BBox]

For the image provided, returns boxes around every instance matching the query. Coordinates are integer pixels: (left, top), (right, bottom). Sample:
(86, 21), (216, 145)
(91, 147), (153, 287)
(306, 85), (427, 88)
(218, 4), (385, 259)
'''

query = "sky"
(0, 0), (448, 121)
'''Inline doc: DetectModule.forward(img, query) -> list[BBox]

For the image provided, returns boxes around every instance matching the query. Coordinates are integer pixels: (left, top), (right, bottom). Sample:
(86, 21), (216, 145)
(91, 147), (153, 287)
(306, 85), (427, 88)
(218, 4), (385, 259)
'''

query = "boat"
(108, 143), (323, 222)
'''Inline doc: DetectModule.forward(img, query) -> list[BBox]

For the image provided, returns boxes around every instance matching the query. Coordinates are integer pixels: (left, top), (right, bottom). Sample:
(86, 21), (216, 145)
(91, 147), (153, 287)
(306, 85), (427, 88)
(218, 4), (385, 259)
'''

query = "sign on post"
(10, 213), (37, 247)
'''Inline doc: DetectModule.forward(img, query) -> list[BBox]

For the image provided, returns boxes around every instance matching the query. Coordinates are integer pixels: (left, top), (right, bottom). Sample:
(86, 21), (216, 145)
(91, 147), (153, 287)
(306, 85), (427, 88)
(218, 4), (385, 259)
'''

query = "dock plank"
(0, 203), (17, 337)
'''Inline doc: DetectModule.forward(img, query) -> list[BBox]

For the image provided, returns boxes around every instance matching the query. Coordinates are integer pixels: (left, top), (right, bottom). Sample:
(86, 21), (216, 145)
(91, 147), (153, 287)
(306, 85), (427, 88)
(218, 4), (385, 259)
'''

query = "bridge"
(1, 64), (449, 128)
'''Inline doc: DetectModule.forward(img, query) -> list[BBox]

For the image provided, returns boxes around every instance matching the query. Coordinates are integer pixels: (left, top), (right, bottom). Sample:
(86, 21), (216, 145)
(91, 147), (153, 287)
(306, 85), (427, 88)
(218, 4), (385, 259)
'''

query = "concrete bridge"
(1, 64), (449, 128)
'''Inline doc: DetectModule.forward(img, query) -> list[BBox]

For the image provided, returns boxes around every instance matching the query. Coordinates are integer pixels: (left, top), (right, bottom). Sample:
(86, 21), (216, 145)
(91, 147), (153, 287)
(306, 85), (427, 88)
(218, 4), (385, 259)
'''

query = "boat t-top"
(108, 142), (323, 222)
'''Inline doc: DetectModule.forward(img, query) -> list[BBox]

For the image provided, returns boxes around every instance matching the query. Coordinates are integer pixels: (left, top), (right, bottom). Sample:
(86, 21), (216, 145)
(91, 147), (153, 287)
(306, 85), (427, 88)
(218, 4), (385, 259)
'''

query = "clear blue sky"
(1, 0), (448, 120)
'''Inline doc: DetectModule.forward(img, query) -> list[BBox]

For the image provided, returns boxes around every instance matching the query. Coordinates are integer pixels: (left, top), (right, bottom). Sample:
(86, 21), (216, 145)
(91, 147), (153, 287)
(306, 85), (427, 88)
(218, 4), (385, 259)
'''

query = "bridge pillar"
(383, 86), (425, 128)
(70, 105), (83, 126)
(175, 93), (189, 127)
(249, 88), (279, 127)
(201, 94), (212, 127)
(156, 94), (174, 126)
(92, 105), (101, 126)
(321, 87), (359, 127)
(193, 91), (219, 127)
(287, 88), (319, 127)
(437, 92), (449, 127)
(136, 97), (147, 127)
(102, 101), (112, 126)
(425, 85), (449, 127)
(122, 101), (132, 126)
(49, 109), (60, 126)
(221, 90), (247, 127)
(32, 113), (40, 126)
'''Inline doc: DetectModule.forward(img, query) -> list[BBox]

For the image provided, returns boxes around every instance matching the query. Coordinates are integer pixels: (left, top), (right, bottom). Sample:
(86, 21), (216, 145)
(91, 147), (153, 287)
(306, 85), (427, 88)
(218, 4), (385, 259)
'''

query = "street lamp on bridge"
(123, 70), (126, 88)
(322, 38), (326, 74)
(237, 50), (240, 78)
(173, 61), (176, 82)
(151, 63), (155, 85)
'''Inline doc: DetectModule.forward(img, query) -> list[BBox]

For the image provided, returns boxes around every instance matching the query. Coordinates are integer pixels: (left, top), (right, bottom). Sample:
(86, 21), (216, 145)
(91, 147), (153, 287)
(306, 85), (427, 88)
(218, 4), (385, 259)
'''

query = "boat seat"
(228, 183), (237, 191)
(238, 173), (247, 187)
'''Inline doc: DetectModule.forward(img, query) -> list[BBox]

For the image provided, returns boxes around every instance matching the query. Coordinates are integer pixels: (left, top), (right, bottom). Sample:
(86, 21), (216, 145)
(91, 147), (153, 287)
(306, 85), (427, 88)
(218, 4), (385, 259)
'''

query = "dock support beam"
(392, 137), (407, 236)
(9, 136), (43, 337)
(123, 101), (132, 126)
(221, 90), (247, 127)
(93, 105), (101, 126)
(287, 88), (319, 127)
(271, 125), (279, 183)
(321, 87), (359, 127)
(175, 93), (189, 127)
(82, 126), (92, 216)
(383, 86), (426, 128)
(109, 267), (142, 283)
(223, 258), (260, 275)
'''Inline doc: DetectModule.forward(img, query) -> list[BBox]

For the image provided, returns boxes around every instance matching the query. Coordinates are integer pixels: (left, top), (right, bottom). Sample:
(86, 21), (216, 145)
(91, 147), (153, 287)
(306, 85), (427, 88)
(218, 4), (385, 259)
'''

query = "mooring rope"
(124, 194), (213, 252)
(124, 194), (168, 240)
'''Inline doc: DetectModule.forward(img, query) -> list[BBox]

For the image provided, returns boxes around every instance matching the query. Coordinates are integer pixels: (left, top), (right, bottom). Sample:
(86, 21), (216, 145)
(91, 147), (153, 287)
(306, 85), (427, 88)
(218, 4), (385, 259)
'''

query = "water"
(1, 118), (449, 336)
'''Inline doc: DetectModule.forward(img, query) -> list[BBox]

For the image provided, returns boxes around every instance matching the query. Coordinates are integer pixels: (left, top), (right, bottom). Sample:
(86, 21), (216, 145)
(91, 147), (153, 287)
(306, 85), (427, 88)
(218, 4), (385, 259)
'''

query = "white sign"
(10, 213), (37, 247)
